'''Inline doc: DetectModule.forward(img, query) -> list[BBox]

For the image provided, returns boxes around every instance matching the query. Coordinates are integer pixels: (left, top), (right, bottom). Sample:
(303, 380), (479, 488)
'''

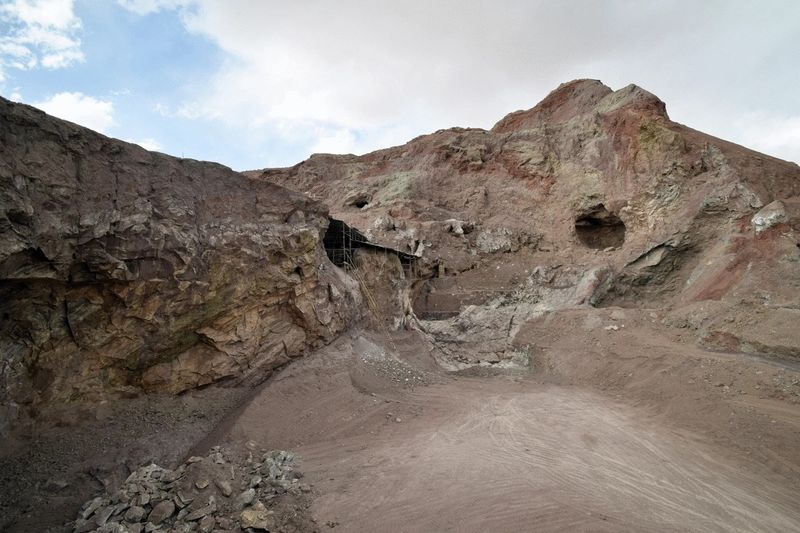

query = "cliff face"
(253, 79), (800, 364)
(0, 97), (360, 426)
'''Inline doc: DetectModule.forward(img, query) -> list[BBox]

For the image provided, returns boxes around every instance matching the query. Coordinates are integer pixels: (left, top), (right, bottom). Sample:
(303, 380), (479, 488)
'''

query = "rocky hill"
(0, 96), (360, 431)
(251, 79), (800, 365)
(1, 81), (799, 533)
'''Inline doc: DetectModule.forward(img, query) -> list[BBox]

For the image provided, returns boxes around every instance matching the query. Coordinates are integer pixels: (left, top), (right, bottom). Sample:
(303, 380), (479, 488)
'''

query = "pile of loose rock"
(72, 446), (314, 533)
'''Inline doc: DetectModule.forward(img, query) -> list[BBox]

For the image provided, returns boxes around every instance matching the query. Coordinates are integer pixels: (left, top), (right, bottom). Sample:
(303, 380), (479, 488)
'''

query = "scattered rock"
(241, 504), (276, 531)
(124, 506), (146, 523)
(184, 496), (216, 521)
(214, 479), (233, 497)
(72, 447), (310, 533)
(235, 488), (256, 509)
(147, 500), (175, 526)
(197, 514), (216, 533)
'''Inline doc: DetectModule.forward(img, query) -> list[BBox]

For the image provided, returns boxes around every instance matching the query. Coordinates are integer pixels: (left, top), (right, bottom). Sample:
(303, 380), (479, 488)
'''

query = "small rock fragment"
(81, 497), (105, 520)
(95, 506), (116, 527)
(241, 504), (275, 531)
(185, 496), (216, 521)
(197, 515), (216, 533)
(147, 499), (175, 526)
(235, 488), (256, 508)
(215, 479), (233, 497)
(124, 505), (146, 523)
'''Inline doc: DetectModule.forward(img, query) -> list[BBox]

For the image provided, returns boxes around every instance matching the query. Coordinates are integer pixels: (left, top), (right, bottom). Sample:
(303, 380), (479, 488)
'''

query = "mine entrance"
(323, 218), (417, 276)
(574, 204), (626, 249)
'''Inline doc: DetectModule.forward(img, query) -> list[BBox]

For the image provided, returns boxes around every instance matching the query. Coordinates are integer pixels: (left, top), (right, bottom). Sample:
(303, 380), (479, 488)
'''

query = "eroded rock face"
(251, 79), (800, 364)
(0, 97), (360, 424)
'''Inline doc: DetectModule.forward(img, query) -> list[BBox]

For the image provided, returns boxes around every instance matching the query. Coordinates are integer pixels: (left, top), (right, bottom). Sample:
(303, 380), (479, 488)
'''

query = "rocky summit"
(1, 81), (799, 533)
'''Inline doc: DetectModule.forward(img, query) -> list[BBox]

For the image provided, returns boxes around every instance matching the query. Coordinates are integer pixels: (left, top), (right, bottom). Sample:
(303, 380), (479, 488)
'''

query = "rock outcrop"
(251, 79), (800, 364)
(0, 97), (360, 429)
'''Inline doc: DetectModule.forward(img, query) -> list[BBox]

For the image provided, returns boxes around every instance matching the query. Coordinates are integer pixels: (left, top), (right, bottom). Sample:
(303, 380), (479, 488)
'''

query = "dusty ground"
(211, 324), (800, 532)
(3, 315), (799, 532)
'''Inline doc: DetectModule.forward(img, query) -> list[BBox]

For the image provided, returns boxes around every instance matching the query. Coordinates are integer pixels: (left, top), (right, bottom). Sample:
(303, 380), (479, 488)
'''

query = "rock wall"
(350, 248), (413, 331)
(0, 97), (361, 428)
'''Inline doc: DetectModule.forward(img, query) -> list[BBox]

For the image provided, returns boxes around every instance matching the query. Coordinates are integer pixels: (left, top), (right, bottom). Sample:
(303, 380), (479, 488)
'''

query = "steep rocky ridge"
(0, 97), (361, 431)
(251, 79), (800, 364)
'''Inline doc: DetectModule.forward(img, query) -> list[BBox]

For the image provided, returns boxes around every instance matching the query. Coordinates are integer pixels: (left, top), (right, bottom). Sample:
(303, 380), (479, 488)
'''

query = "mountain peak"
(492, 79), (667, 133)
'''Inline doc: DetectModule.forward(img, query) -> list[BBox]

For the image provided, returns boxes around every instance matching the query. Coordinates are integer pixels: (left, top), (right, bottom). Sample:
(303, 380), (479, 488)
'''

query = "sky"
(0, 0), (798, 171)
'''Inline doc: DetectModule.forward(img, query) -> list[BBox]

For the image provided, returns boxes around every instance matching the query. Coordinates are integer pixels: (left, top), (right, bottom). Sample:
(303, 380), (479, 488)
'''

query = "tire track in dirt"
(299, 383), (800, 532)
(215, 335), (800, 532)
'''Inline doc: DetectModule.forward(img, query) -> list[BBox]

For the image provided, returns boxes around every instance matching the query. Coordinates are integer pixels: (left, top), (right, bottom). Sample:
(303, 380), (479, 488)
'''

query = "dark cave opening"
(323, 218), (418, 274)
(574, 204), (626, 249)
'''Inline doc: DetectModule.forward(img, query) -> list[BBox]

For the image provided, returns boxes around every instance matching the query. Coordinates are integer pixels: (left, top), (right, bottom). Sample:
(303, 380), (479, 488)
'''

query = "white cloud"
(32, 91), (114, 133)
(130, 137), (163, 151)
(116, 0), (191, 15)
(0, 0), (84, 78)
(310, 128), (358, 155)
(120, 1), (800, 165)
(733, 113), (800, 164)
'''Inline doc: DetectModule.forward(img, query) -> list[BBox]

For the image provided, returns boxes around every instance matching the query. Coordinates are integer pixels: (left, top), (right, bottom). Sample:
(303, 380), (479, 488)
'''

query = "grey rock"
(198, 515), (216, 533)
(81, 496), (105, 520)
(147, 500), (175, 526)
(185, 496), (217, 521)
(214, 479), (232, 497)
(124, 505), (147, 523)
(96, 506), (116, 527)
(235, 488), (256, 509)
(175, 491), (193, 508)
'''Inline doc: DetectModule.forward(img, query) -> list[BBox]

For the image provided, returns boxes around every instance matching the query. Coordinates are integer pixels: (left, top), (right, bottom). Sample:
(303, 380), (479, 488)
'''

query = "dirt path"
(214, 331), (800, 533)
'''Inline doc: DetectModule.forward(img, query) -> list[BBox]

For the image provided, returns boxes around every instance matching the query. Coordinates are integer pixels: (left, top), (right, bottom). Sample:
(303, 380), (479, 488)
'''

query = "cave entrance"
(574, 204), (626, 249)
(323, 218), (418, 276)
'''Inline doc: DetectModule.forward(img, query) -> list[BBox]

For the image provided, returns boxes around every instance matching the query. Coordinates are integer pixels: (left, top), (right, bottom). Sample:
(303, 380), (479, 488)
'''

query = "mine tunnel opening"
(574, 204), (626, 249)
(323, 218), (417, 274)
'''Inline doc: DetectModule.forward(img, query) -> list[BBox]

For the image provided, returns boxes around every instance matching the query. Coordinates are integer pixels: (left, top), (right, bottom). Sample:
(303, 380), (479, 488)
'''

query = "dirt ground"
(211, 322), (800, 532)
(2, 313), (799, 532)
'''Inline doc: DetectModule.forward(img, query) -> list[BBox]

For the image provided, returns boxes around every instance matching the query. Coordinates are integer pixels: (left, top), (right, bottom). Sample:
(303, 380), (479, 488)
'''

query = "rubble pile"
(72, 447), (314, 533)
